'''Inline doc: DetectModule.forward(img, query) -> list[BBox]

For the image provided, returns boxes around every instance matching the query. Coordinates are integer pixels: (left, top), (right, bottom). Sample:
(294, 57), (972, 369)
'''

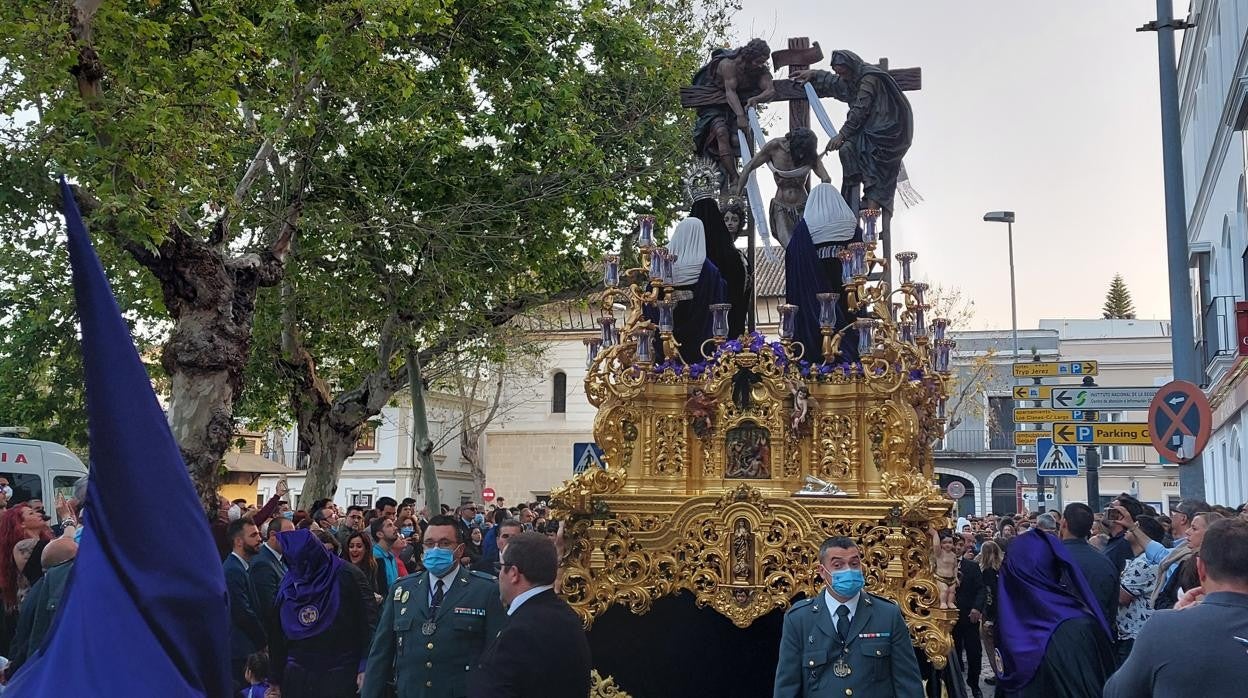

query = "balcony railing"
(1198, 295), (1237, 386)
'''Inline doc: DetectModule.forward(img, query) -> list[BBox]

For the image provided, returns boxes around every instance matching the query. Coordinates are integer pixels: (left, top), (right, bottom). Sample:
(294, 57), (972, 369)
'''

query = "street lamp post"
(984, 211), (1041, 511)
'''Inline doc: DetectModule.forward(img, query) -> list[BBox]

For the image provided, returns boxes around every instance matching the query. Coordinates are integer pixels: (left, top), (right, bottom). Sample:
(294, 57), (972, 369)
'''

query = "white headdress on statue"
(805, 183), (857, 245)
(668, 218), (706, 287)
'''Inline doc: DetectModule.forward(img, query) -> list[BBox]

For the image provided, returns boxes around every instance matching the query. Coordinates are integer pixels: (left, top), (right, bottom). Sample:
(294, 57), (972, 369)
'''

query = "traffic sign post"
(1013, 385), (1053, 400)
(1012, 360), (1098, 378)
(1053, 422), (1151, 445)
(482, 487), (496, 503)
(1013, 431), (1051, 447)
(572, 442), (606, 474)
(1035, 437), (1079, 477)
(1149, 380), (1212, 464)
(1014, 453), (1037, 469)
(1014, 408), (1099, 423)
(1049, 386), (1158, 410)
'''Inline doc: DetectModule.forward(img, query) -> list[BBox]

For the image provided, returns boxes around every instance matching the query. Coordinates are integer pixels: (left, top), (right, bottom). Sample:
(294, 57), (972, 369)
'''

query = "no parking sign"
(1148, 380), (1211, 464)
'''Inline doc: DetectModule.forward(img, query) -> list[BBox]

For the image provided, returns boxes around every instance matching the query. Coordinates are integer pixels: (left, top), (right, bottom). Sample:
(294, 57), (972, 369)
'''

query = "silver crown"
(684, 158), (720, 205)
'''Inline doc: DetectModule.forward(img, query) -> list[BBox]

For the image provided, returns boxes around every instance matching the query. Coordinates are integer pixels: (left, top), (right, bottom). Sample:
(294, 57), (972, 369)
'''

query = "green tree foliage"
(1102, 273), (1136, 319)
(0, 0), (735, 501)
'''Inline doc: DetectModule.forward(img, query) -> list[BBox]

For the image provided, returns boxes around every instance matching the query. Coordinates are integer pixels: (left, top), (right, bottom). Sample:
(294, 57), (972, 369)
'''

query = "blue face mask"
(282, 511), (294, 521)
(828, 568), (865, 598)
(473, 513), (485, 526)
(400, 526), (414, 538)
(422, 547), (456, 576)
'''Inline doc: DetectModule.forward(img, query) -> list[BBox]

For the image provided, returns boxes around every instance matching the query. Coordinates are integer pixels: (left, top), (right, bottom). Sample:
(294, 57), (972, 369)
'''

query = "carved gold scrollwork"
(652, 414), (686, 475)
(816, 413), (853, 479)
(589, 671), (633, 698)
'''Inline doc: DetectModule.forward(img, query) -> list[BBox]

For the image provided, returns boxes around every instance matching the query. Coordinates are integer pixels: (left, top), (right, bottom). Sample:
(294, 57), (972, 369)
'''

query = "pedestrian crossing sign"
(573, 442), (606, 474)
(1035, 437), (1079, 477)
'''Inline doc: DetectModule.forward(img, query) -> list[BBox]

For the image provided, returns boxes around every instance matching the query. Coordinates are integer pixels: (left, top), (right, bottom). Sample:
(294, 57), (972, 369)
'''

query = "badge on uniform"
(858, 632), (890, 639)
(422, 620), (437, 636)
(832, 657), (851, 678)
(298, 605), (319, 626)
(453, 607), (485, 617)
(401, 590), (410, 603)
(394, 587), (403, 601)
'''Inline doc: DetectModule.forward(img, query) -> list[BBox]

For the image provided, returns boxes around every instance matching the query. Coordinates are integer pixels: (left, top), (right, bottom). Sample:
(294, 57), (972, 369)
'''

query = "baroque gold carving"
(651, 414), (686, 475)
(817, 413), (853, 479)
(590, 670), (633, 698)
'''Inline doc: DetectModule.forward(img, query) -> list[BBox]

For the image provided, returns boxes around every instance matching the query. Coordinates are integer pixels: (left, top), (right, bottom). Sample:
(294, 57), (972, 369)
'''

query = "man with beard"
(793, 50), (914, 215)
(736, 127), (831, 248)
(224, 518), (266, 690)
(691, 38), (775, 186)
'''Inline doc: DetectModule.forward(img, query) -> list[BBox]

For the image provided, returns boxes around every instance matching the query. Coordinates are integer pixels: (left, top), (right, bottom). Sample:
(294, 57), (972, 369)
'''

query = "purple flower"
(818, 363), (834, 376)
(909, 368), (924, 380)
(723, 339), (743, 353)
(799, 364), (812, 378)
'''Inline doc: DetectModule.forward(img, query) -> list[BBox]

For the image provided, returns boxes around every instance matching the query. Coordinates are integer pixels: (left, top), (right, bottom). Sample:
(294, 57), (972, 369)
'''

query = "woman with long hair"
(340, 531), (381, 602)
(978, 540), (1004, 687)
(268, 530), (378, 698)
(0, 504), (51, 650)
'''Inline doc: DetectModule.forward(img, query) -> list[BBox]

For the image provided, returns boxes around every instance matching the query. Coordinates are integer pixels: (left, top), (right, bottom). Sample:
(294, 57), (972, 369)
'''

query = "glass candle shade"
(710, 303), (732, 339)
(583, 337), (602, 368)
(900, 321), (915, 344)
(855, 318), (877, 356)
(603, 255), (620, 288)
(649, 246), (666, 282)
(777, 304), (798, 339)
(839, 249), (854, 285)
(638, 214), (655, 248)
(633, 327), (655, 364)
(895, 251), (917, 284)
(911, 282), (928, 307)
(935, 339), (955, 372)
(612, 326), (621, 346)
(930, 317), (950, 342)
(914, 304), (928, 338)
(849, 242), (867, 277)
(891, 303), (902, 323)
(862, 212), (879, 244)
(657, 299), (675, 333)
(816, 293), (839, 329)
(662, 250), (675, 282)
(599, 315), (616, 347)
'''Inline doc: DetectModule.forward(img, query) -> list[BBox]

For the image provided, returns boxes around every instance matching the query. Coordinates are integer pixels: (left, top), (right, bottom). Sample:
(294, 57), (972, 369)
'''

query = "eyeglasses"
(422, 540), (457, 550)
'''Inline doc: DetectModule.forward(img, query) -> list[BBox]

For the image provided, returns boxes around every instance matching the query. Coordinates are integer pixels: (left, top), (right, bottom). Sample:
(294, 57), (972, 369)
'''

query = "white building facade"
(1178, 0), (1248, 506)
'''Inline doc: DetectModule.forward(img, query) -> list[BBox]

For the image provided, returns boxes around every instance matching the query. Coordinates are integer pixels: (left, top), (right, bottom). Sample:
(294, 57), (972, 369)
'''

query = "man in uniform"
(774, 536), (923, 698)
(361, 515), (505, 698)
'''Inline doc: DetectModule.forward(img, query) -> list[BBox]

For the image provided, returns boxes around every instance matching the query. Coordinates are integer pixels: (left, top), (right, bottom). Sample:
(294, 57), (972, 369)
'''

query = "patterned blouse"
(1118, 552), (1160, 640)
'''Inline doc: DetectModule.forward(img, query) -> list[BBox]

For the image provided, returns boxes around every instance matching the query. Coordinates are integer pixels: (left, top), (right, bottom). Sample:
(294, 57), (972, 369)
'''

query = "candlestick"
(638, 214), (655, 248)
(778, 304), (798, 339)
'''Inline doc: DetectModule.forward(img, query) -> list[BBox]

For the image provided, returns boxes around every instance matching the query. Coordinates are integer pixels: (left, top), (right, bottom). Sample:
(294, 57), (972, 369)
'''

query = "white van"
(0, 437), (89, 524)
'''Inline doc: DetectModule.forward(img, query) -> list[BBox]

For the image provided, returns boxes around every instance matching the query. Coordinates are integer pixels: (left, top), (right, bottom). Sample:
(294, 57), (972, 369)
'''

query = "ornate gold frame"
(555, 217), (958, 682)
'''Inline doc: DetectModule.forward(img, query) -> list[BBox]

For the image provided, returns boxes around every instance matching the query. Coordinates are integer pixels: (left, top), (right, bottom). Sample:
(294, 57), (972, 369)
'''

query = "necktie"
(431, 579), (445, 612)
(835, 605), (850, 640)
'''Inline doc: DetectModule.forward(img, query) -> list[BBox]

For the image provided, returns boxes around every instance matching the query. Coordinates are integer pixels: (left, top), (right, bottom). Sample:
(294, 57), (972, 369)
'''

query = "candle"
(849, 242), (867, 277)
(839, 249), (854, 286)
(816, 292), (839, 329)
(710, 303), (732, 339)
(603, 255), (620, 288)
(634, 327), (655, 364)
(855, 318), (876, 356)
(662, 250), (675, 283)
(930, 317), (950, 342)
(649, 246), (666, 282)
(657, 299), (675, 333)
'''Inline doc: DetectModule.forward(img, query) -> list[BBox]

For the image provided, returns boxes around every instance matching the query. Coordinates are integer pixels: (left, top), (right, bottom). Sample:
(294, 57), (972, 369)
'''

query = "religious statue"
(734, 127), (830, 247)
(690, 39), (775, 186)
(687, 160), (748, 339)
(724, 424), (771, 478)
(668, 218), (727, 364)
(930, 525), (958, 610)
(789, 381), (817, 437)
(720, 195), (750, 241)
(685, 388), (715, 439)
(792, 50), (914, 215)
(731, 518), (753, 583)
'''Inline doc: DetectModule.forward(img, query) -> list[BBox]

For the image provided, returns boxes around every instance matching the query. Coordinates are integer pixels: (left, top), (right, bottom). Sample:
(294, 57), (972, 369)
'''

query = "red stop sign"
(482, 487), (496, 503)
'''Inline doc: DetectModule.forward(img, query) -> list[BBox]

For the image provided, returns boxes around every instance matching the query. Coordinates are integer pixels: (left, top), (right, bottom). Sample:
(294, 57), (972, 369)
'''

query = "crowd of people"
(215, 486), (586, 698)
(927, 495), (1248, 698)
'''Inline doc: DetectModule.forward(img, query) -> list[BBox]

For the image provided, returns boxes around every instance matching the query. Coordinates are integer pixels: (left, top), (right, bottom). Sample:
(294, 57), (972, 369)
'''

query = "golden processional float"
(550, 211), (959, 692)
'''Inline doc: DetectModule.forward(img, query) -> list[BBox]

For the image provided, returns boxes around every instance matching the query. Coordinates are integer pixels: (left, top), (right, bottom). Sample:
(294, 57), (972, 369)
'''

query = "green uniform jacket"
(361, 566), (505, 698)
(773, 592), (924, 698)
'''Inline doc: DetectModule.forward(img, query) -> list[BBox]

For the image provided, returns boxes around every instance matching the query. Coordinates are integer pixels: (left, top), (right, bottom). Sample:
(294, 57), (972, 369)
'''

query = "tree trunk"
(409, 347), (440, 514)
(461, 432), (486, 496)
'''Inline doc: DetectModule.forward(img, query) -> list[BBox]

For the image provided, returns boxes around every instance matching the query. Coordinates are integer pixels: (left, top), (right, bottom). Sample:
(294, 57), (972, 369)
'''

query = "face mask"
(400, 526), (414, 538)
(827, 568), (865, 598)
(473, 513), (485, 526)
(422, 547), (455, 576)
(282, 511), (294, 521)
(228, 504), (242, 522)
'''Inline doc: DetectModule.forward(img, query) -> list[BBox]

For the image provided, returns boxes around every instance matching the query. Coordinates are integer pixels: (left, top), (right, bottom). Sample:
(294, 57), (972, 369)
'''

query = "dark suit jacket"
(225, 553), (267, 660)
(1061, 537), (1118, 631)
(248, 544), (286, 636)
(468, 589), (591, 698)
(1105, 591), (1248, 697)
(954, 558), (985, 625)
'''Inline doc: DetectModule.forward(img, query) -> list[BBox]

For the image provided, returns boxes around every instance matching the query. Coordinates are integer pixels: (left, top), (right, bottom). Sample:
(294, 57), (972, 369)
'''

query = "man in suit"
(468, 532), (591, 698)
(1059, 502), (1118, 631)
(951, 537), (986, 698)
(1105, 517), (1248, 697)
(774, 536), (924, 698)
(362, 515), (505, 698)
(248, 515), (294, 634)
(224, 518), (266, 690)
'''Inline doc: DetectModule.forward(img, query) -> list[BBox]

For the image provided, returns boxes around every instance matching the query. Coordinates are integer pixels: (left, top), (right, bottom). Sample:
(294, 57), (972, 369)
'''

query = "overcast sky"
(732, 1), (1185, 330)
